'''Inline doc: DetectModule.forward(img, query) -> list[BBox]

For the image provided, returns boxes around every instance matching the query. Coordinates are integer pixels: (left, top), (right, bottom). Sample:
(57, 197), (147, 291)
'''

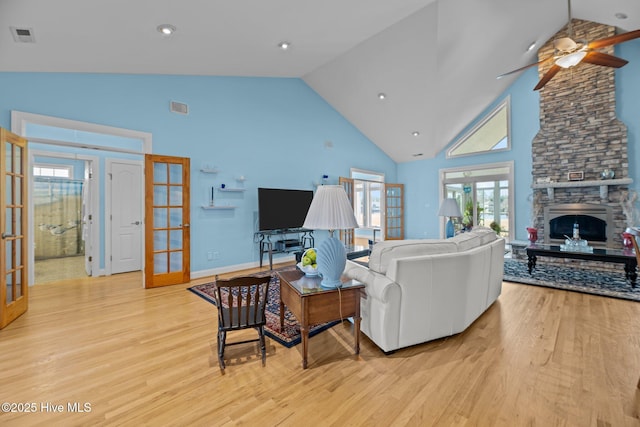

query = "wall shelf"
(200, 168), (219, 174)
(218, 187), (245, 192)
(532, 178), (633, 200)
(201, 205), (236, 210)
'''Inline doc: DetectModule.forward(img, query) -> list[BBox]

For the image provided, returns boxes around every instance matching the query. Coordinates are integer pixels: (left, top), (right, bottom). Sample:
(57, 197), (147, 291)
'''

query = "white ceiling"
(1, 0), (639, 162)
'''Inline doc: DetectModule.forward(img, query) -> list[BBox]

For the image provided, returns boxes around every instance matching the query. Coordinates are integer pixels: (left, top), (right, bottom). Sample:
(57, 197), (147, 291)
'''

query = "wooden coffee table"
(277, 269), (364, 369)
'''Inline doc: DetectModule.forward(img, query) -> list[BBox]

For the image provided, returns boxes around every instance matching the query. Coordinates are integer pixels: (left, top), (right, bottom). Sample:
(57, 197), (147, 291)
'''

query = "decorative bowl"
(297, 248), (319, 276)
(600, 169), (615, 180)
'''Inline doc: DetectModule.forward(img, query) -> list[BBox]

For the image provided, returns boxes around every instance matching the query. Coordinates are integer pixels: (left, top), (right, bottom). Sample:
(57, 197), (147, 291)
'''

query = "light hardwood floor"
(1, 265), (640, 426)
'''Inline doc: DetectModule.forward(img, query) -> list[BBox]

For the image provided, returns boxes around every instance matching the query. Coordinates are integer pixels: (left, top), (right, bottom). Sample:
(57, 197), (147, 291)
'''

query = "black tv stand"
(256, 228), (314, 270)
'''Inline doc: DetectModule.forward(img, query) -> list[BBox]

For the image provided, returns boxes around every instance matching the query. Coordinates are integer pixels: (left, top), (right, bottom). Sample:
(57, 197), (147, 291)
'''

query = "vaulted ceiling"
(1, 0), (639, 162)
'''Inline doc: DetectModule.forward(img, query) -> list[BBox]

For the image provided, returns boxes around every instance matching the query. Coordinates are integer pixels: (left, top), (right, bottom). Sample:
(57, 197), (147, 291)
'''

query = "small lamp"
(303, 185), (359, 288)
(438, 198), (462, 238)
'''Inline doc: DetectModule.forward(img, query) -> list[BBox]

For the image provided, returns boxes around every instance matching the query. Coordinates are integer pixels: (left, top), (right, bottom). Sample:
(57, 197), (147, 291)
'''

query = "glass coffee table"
(526, 244), (638, 287)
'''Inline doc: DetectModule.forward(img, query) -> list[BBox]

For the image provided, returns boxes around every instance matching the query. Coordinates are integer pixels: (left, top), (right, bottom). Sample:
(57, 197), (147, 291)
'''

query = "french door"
(1, 128), (28, 329)
(144, 154), (190, 288)
(384, 183), (404, 240)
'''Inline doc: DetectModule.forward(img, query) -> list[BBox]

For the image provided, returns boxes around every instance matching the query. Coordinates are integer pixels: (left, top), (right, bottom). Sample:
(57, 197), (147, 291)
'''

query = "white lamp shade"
(303, 185), (359, 231)
(438, 198), (462, 217)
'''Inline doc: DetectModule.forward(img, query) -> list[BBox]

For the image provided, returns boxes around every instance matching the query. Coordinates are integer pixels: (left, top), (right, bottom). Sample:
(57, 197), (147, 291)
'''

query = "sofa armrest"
(343, 260), (402, 352)
(344, 260), (398, 302)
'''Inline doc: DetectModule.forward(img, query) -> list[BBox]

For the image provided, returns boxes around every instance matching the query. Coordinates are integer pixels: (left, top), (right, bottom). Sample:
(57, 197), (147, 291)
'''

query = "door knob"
(131, 221), (141, 225)
(1, 232), (16, 239)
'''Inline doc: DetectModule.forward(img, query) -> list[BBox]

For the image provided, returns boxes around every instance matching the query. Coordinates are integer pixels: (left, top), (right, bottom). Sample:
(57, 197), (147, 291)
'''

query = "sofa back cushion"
(450, 227), (497, 251)
(450, 233), (481, 251)
(471, 226), (499, 245)
(368, 239), (457, 274)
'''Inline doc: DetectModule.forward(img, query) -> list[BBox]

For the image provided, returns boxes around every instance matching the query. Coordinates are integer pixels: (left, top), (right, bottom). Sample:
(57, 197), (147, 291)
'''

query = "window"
(351, 169), (384, 229)
(33, 164), (72, 178)
(440, 162), (514, 240)
(446, 97), (510, 158)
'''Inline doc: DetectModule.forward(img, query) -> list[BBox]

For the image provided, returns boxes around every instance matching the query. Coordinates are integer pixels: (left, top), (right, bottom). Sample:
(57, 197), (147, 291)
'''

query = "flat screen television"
(258, 188), (314, 231)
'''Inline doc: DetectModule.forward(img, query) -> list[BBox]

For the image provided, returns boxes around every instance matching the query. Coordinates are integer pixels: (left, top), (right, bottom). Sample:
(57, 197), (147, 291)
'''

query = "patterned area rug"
(188, 268), (339, 347)
(504, 258), (640, 302)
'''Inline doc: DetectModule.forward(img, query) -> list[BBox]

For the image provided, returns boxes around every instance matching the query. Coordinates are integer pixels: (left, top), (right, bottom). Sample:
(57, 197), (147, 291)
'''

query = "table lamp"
(438, 198), (462, 238)
(303, 185), (359, 288)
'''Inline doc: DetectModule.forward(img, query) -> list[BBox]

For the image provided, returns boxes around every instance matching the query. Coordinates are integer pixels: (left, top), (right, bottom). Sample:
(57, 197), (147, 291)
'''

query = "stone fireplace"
(530, 19), (632, 248)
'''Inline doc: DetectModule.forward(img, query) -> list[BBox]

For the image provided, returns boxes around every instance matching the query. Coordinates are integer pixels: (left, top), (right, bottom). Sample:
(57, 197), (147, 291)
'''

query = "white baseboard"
(191, 254), (296, 280)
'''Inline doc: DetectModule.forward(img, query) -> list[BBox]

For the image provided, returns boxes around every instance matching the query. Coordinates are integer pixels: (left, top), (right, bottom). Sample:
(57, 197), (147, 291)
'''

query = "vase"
(622, 232), (634, 250)
(526, 227), (538, 244)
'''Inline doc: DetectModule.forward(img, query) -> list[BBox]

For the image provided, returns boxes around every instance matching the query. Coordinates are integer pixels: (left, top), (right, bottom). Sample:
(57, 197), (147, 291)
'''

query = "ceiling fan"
(497, 0), (640, 91)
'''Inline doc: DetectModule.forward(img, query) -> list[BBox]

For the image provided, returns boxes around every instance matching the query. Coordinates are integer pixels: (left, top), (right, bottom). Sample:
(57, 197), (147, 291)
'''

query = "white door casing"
(12, 111), (152, 283)
(108, 159), (143, 274)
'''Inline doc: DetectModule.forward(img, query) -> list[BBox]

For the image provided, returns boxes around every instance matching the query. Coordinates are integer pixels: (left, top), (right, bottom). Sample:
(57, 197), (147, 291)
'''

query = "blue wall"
(399, 39), (640, 241)
(0, 73), (397, 274)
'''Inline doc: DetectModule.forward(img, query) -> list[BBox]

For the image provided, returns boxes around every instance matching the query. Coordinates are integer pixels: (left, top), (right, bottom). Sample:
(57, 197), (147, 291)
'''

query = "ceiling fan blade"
(534, 64), (561, 91)
(587, 28), (640, 49)
(581, 51), (629, 68)
(496, 56), (553, 79)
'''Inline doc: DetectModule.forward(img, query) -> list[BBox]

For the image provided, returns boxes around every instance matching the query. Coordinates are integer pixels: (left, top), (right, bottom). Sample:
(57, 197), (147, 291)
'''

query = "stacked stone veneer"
(531, 19), (630, 248)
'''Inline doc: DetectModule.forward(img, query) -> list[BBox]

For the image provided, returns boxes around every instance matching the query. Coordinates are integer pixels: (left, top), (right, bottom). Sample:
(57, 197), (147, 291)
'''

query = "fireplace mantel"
(531, 178), (633, 200)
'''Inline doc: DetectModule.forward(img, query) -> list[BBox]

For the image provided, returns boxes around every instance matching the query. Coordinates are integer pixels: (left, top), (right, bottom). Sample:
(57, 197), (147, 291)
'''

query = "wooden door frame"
(1, 128), (29, 329)
(144, 154), (191, 288)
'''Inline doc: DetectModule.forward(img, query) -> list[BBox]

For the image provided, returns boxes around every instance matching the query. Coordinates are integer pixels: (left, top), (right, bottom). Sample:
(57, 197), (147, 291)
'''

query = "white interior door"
(109, 160), (143, 274)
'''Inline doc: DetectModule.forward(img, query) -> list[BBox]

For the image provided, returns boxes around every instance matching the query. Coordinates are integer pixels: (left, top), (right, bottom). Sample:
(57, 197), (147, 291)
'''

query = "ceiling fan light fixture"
(555, 50), (587, 68)
(157, 24), (176, 36)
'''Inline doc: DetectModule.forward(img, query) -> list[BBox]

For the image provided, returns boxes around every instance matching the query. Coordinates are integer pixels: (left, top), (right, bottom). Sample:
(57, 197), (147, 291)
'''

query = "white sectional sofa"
(343, 227), (505, 353)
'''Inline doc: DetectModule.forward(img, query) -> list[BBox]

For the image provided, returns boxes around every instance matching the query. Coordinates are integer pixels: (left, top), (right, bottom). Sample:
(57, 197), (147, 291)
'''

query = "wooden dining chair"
(212, 274), (272, 372)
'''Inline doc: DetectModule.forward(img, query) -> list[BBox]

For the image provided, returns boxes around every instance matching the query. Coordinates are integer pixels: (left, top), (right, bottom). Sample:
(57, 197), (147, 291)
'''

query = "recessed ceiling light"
(278, 41), (291, 50)
(157, 24), (176, 35)
(412, 131), (420, 137)
(378, 93), (387, 100)
(526, 41), (536, 52)
(615, 12), (628, 20)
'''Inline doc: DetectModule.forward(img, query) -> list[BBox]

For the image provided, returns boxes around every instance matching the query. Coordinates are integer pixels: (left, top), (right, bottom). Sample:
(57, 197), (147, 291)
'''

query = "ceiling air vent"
(170, 101), (188, 115)
(10, 27), (35, 43)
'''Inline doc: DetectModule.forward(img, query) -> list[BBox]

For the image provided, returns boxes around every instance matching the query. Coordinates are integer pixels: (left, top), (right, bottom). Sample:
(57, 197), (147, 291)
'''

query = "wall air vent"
(10, 27), (35, 43)
(170, 101), (189, 115)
